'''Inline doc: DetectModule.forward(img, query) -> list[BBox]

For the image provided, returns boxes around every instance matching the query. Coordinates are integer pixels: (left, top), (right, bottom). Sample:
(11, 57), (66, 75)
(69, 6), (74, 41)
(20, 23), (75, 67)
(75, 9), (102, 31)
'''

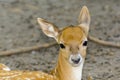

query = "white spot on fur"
(3, 67), (10, 71)
(25, 78), (31, 80)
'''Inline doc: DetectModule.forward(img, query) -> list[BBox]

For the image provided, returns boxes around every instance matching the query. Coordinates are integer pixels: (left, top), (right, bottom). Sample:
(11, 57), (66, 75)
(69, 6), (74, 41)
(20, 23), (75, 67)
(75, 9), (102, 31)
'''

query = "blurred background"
(0, 0), (120, 80)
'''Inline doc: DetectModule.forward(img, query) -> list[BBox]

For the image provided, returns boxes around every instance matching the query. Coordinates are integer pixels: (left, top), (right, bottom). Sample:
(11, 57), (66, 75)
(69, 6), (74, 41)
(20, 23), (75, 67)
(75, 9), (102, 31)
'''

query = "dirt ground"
(0, 0), (120, 80)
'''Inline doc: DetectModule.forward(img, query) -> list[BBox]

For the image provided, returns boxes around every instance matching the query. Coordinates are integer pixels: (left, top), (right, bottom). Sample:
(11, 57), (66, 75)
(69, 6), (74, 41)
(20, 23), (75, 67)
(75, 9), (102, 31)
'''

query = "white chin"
(71, 62), (81, 67)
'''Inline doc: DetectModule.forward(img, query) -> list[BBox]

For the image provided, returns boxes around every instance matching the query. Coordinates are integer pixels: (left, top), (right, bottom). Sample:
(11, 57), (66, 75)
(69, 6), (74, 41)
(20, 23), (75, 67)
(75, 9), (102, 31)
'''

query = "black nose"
(71, 58), (81, 64)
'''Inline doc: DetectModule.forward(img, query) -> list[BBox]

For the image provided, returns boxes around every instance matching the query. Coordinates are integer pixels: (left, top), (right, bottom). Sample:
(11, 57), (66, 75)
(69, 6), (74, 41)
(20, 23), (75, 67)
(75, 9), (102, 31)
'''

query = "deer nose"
(70, 54), (82, 64)
(71, 57), (81, 64)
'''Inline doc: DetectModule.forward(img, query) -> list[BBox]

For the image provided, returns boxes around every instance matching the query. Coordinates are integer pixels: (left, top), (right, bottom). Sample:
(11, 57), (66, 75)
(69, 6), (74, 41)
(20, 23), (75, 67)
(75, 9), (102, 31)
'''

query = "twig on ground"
(0, 42), (57, 56)
(0, 35), (120, 56)
(88, 35), (120, 48)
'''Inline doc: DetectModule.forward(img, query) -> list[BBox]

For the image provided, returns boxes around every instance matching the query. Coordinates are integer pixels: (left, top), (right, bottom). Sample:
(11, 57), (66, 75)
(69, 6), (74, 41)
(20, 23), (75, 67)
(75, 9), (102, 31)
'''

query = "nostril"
(71, 58), (81, 64)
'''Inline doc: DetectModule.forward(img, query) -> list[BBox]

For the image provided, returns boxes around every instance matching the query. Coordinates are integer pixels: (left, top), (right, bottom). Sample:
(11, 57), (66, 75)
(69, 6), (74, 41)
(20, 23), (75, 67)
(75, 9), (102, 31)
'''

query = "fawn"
(0, 6), (90, 80)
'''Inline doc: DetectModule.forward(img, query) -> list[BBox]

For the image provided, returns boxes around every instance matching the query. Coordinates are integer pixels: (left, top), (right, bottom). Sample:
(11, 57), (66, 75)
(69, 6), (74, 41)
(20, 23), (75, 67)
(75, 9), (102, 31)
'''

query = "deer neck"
(55, 51), (84, 80)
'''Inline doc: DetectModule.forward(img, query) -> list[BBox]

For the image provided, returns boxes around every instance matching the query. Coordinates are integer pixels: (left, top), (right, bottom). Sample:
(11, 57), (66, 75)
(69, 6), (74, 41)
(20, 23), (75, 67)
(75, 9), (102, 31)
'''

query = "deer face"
(37, 6), (90, 67)
(58, 26), (88, 67)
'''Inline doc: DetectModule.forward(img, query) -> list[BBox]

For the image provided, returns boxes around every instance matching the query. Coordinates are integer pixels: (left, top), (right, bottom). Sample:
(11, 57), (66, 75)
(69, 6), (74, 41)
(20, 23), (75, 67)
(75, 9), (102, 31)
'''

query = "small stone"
(108, 52), (114, 56)
(87, 75), (93, 80)
(102, 5), (110, 11)
(31, 51), (36, 54)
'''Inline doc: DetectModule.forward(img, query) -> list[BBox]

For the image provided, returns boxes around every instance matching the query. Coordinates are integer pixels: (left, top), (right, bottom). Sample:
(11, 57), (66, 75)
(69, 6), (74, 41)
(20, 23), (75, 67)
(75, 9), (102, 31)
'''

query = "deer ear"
(78, 6), (90, 35)
(37, 18), (59, 40)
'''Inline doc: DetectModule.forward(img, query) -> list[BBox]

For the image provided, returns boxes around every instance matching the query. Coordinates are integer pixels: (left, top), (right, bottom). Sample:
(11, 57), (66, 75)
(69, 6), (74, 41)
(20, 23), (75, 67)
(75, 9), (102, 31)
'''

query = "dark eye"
(83, 41), (88, 46)
(59, 44), (65, 49)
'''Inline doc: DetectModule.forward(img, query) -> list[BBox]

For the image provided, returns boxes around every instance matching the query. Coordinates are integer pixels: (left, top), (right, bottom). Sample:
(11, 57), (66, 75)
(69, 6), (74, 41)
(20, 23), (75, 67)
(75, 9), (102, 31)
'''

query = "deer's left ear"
(78, 6), (91, 35)
(37, 18), (59, 41)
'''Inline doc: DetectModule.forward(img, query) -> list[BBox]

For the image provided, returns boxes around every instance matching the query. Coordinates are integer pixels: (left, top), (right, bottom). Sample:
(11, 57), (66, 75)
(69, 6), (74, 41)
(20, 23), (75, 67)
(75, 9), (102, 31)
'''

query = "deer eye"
(59, 44), (65, 49)
(83, 41), (88, 46)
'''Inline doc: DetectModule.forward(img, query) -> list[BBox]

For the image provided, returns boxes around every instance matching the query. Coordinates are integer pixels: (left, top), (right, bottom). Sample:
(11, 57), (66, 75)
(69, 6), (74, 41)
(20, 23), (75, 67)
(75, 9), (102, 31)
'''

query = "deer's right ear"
(37, 18), (59, 41)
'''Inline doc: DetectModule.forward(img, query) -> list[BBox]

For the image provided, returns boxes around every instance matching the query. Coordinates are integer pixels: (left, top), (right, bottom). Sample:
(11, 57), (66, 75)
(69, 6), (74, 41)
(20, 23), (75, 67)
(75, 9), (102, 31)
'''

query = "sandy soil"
(0, 0), (120, 80)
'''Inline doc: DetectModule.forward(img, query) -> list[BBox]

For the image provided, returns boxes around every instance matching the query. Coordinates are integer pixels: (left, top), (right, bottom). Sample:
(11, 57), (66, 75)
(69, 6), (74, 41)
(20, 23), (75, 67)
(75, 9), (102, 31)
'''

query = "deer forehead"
(59, 26), (86, 45)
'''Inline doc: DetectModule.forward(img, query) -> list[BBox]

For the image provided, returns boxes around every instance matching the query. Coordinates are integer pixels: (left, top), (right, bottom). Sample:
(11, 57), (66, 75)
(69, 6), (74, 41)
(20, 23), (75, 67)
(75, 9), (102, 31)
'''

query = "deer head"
(37, 6), (90, 68)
